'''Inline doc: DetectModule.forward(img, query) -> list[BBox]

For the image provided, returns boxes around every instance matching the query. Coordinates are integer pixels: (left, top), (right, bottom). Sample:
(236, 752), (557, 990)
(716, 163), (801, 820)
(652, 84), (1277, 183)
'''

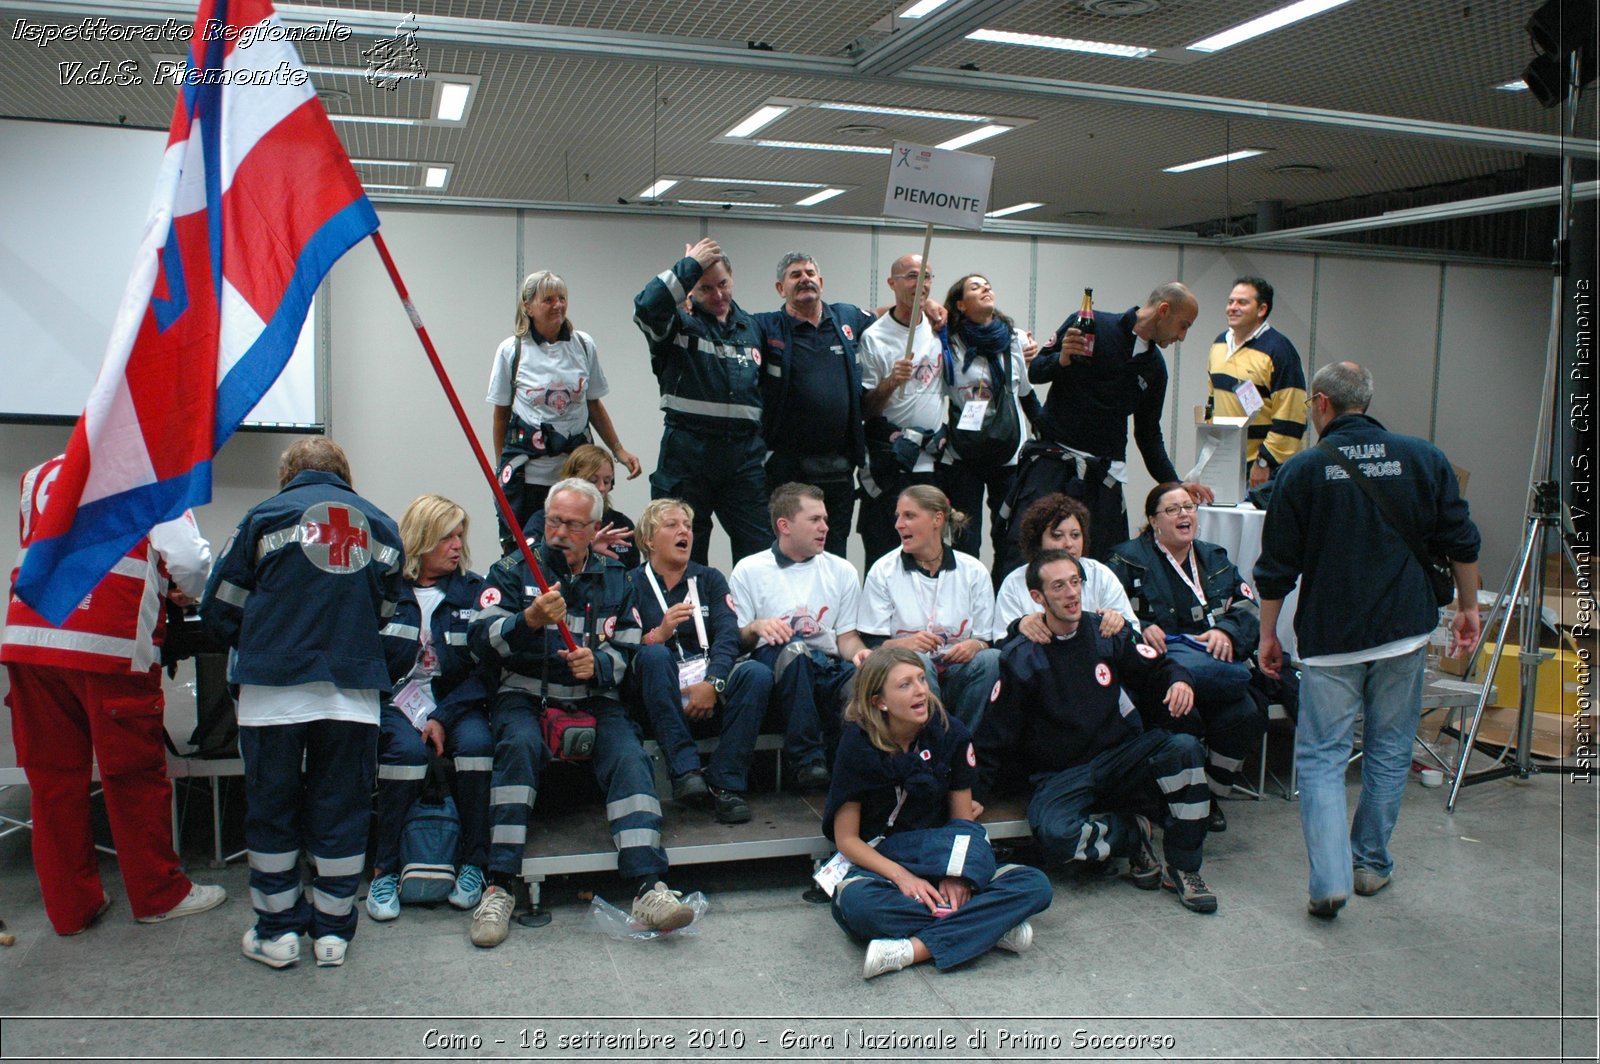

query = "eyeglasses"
(891, 271), (933, 282)
(1305, 392), (1325, 409)
(544, 516), (593, 533)
(1158, 503), (1198, 517)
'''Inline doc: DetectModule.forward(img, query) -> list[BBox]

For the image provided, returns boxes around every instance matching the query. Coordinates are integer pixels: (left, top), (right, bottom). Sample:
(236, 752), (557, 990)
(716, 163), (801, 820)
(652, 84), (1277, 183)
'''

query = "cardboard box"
(1440, 708), (1594, 760)
(1191, 409), (1248, 506)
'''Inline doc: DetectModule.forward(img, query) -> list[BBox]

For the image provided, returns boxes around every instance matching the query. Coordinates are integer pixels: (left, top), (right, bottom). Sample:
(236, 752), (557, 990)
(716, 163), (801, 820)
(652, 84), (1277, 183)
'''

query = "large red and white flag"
(15, 0), (379, 624)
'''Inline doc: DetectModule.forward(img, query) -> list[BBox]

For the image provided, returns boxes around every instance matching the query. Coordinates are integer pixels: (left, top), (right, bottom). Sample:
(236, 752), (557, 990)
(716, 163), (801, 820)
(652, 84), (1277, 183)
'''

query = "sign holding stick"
(881, 142), (996, 386)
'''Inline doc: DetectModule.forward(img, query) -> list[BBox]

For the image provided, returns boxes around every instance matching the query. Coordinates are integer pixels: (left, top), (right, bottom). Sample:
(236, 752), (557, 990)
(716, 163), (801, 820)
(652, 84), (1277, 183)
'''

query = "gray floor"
(0, 751), (1595, 1063)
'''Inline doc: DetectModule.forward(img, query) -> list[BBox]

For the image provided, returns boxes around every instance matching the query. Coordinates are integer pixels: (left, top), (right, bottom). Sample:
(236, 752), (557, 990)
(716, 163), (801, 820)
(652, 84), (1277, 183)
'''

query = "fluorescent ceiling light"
(1496, 79), (1530, 92)
(361, 183), (413, 191)
(1187, 0), (1355, 53)
(302, 63), (375, 77)
(966, 29), (1154, 59)
(795, 188), (847, 207)
(329, 115), (421, 126)
(936, 124), (1011, 151)
(349, 158), (414, 167)
(682, 176), (826, 188)
(679, 199), (782, 208)
(637, 178), (680, 198)
(815, 101), (989, 122)
(435, 82), (471, 122)
(985, 201), (1043, 218)
(424, 166), (450, 189)
(1163, 148), (1268, 173)
(752, 140), (893, 154)
(899, 0), (955, 17)
(724, 105), (791, 139)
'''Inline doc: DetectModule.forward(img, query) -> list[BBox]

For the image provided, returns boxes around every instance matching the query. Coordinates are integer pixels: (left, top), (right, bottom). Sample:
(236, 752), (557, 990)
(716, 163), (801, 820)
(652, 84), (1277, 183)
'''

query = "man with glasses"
(1205, 277), (1308, 489)
(856, 253), (946, 562)
(469, 478), (694, 947)
(1255, 362), (1481, 919)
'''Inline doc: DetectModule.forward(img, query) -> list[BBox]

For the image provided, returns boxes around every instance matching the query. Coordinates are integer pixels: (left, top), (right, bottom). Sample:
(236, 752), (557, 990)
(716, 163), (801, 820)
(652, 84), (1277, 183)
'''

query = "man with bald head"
(1016, 283), (1214, 565)
(856, 252), (945, 561)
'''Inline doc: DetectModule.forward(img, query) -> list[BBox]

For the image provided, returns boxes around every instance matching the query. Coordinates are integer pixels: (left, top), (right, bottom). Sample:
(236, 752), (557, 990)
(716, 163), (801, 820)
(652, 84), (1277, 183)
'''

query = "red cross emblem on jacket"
(300, 502), (372, 573)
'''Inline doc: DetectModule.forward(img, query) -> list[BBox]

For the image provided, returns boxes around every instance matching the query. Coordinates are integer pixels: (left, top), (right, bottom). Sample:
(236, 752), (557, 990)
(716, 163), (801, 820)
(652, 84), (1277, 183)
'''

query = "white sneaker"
(365, 873), (400, 922)
(631, 882), (695, 932)
(470, 885), (514, 948)
(863, 938), (915, 979)
(994, 920), (1034, 954)
(313, 935), (348, 967)
(139, 883), (227, 924)
(241, 928), (300, 969)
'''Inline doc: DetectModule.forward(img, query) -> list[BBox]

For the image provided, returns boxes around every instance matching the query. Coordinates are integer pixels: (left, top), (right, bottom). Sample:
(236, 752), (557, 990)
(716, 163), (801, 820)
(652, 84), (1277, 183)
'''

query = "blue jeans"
(1295, 647), (1426, 902)
(919, 650), (1001, 735)
(632, 645), (771, 793)
(756, 641), (854, 772)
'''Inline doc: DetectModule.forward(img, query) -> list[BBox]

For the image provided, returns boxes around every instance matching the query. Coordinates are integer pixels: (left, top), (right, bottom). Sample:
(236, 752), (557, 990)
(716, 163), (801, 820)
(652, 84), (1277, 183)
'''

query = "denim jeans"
(1295, 646), (1426, 902)
(919, 649), (1001, 735)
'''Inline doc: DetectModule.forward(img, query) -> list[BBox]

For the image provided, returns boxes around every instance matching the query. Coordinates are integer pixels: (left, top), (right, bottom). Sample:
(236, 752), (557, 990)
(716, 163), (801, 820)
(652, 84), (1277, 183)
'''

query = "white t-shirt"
(858, 312), (944, 474)
(728, 547), (862, 659)
(486, 328), (610, 485)
(992, 556), (1139, 642)
(859, 548), (995, 651)
(236, 683), (381, 727)
(944, 332), (1033, 466)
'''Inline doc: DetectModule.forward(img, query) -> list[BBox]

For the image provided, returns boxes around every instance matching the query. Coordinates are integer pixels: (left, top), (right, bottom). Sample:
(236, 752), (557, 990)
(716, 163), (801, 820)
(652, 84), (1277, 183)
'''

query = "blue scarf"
(941, 317), (1012, 390)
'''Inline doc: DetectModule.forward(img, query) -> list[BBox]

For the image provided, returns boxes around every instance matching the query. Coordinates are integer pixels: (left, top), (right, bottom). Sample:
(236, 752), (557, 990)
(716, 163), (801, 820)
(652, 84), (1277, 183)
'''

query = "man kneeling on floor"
(469, 478), (694, 947)
(975, 549), (1218, 913)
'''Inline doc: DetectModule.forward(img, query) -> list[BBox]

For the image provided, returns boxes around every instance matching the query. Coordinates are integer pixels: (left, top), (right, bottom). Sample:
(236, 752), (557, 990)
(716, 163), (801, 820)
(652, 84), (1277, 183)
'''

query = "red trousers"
(5, 663), (191, 933)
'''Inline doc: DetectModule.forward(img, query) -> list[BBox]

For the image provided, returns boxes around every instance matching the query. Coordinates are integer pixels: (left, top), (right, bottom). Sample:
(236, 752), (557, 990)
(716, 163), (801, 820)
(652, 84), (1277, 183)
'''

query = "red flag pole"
(368, 231), (577, 653)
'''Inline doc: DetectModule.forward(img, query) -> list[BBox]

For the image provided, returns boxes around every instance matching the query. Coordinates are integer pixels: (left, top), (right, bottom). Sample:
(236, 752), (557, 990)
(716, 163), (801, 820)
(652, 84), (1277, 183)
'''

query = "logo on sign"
(299, 503), (372, 574)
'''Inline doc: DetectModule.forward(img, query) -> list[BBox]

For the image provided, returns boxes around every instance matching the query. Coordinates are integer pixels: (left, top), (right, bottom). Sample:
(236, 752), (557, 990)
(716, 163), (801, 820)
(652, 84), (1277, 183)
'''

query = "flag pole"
(898, 221), (935, 398)
(368, 230), (577, 653)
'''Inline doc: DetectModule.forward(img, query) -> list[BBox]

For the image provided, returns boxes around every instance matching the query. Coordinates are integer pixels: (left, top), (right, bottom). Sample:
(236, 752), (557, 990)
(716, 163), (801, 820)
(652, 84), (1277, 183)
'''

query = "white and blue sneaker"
(449, 864), (486, 910)
(365, 873), (400, 922)
(241, 928), (300, 969)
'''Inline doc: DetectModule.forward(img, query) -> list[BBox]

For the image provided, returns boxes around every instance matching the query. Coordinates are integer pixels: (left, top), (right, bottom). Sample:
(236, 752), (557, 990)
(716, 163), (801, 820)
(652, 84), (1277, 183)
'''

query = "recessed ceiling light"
(361, 183), (414, 191)
(1187, 0), (1355, 53)
(795, 188), (847, 207)
(815, 101), (989, 122)
(966, 28), (1155, 58)
(424, 166), (450, 189)
(682, 176), (827, 188)
(435, 82), (472, 122)
(752, 140), (893, 154)
(724, 105), (791, 138)
(1496, 79), (1530, 92)
(679, 198), (782, 208)
(349, 158), (414, 168)
(936, 124), (1012, 151)
(985, 201), (1043, 218)
(637, 178), (680, 199)
(899, 0), (956, 17)
(329, 115), (422, 126)
(1163, 148), (1268, 173)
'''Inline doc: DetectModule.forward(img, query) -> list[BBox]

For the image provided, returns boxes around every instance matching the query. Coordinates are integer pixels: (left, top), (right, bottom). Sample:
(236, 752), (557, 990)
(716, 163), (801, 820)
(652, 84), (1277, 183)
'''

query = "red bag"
(540, 703), (597, 761)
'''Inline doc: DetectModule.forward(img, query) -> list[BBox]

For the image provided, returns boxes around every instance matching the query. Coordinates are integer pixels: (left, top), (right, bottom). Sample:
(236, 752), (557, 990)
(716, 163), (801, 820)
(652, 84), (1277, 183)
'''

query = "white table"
(1198, 503), (1299, 660)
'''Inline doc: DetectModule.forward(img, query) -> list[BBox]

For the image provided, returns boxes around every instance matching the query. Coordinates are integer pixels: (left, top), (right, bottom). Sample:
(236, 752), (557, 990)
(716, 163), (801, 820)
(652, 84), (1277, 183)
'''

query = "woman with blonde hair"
(821, 646), (1051, 979)
(487, 270), (640, 551)
(367, 495), (494, 924)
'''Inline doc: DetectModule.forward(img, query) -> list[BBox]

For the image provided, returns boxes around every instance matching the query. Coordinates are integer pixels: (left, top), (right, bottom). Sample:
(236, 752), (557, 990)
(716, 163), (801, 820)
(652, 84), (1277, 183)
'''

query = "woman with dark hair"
(1108, 483), (1266, 833)
(521, 444), (636, 561)
(937, 275), (1039, 578)
(993, 492), (1139, 639)
(823, 646), (1052, 980)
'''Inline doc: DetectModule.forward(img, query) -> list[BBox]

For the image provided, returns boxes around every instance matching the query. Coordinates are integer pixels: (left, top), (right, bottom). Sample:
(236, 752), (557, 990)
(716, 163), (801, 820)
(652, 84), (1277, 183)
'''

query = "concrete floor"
(0, 752), (1595, 1063)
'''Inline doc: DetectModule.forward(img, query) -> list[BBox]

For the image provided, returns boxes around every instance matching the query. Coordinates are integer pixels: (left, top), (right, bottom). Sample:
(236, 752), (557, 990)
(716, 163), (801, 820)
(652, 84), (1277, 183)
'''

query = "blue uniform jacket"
(1030, 307), (1179, 481)
(822, 714), (976, 842)
(200, 470), (404, 691)
(754, 301), (874, 467)
(975, 619), (1193, 802)
(468, 544), (635, 703)
(612, 561), (741, 685)
(1108, 531), (1261, 657)
(381, 569), (492, 730)
(632, 255), (766, 439)
(1254, 412), (1480, 657)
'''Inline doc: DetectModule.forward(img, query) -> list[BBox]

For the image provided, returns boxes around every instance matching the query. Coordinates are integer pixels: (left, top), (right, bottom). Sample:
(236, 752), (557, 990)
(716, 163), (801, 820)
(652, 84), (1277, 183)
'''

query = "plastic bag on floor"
(585, 891), (709, 940)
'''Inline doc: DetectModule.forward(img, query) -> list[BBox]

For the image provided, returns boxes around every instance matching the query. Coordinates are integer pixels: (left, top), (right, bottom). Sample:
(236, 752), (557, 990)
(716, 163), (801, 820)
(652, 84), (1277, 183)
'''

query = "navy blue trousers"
(373, 705), (492, 873)
(755, 641), (854, 774)
(632, 646), (771, 792)
(488, 692), (667, 881)
(240, 720), (376, 942)
(651, 428), (769, 565)
(1147, 643), (1266, 796)
(1027, 728), (1210, 873)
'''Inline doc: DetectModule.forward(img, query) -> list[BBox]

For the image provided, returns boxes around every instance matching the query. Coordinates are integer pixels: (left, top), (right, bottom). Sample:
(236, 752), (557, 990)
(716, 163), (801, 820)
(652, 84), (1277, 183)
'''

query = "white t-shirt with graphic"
(728, 548), (862, 659)
(486, 329), (610, 485)
(859, 313), (944, 473)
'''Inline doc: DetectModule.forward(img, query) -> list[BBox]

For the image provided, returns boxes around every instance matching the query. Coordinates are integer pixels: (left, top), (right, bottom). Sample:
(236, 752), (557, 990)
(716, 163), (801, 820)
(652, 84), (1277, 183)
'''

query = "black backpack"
(944, 334), (1021, 467)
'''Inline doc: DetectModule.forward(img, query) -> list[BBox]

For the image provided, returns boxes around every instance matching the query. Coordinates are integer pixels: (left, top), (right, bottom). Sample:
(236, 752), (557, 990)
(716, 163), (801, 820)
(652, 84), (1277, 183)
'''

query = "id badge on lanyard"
(813, 787), (908, 897)
(644, 566), (711, 704)
(1160, 544), (1214, 628)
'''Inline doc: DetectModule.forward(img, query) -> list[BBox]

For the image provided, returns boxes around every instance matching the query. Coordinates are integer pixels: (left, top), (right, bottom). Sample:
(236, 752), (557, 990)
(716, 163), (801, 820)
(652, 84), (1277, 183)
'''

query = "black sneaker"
(1126, 814), (1162, 891)
(711, 787), (751, 825)
(1162, 865), (1218, 913)
(792, 762), (831, 792)
(1205, 799), (1227, 833)
(672, 771), (711, 807)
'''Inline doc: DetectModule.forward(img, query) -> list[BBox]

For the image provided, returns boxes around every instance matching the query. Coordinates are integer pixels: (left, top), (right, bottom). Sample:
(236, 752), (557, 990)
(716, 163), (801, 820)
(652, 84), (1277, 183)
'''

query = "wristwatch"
(709, 677), (727, 695)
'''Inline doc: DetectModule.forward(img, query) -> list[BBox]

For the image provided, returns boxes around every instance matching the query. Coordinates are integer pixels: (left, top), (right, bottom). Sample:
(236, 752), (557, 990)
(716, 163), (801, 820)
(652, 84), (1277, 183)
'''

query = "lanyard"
(913, 560), (944, 633)
(643, 565), (709, 653)
(1157, 541), (1208, 609)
